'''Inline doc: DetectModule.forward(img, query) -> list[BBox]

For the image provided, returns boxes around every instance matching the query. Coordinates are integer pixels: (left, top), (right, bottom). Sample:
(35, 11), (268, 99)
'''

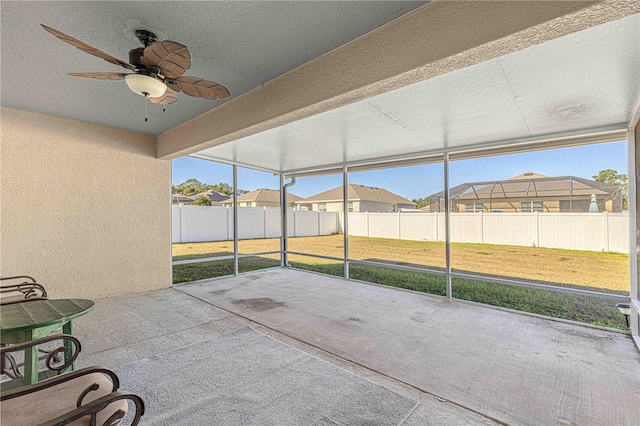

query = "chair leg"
(1, 350), (23, 379)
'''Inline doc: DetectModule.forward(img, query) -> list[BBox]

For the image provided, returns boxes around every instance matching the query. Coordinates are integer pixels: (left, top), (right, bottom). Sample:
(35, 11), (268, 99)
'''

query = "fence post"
(604, 211), (609, 252)
(534, 211), (540, 247)
(318, 211), (321, 236)
(366, 211), (370, 237)
(179, 204), (185, 243)
(178, 204), (182, 243)
(264, 207), (267, 239)
(293, 209), (297, 237)
(434, 211), (439, 241)
(479, 211), (484, 244)
(398, 211), (402, 239)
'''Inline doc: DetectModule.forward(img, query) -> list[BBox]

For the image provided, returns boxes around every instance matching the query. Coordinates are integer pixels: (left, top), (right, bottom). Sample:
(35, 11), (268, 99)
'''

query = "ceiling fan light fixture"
(125, 74), (166, 98)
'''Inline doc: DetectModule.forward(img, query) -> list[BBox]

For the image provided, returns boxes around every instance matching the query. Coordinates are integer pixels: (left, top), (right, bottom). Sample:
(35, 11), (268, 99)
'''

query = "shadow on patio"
(72, 268), (639, 425)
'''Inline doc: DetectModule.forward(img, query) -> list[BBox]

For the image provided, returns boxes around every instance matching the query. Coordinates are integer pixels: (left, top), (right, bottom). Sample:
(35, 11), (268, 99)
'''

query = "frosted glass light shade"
(125, 74), (167, 98)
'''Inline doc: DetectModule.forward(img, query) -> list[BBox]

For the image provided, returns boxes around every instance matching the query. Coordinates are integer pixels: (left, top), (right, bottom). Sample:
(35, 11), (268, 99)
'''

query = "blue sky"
(172, 140), (628, 200)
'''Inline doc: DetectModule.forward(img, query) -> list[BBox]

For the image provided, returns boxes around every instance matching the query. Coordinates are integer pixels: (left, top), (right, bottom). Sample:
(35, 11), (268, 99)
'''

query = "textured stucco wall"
(0, 108), (171, 299)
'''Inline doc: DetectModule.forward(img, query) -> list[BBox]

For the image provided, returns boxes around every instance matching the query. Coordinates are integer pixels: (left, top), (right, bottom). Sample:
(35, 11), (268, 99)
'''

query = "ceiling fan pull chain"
(145, 94), (149, 122)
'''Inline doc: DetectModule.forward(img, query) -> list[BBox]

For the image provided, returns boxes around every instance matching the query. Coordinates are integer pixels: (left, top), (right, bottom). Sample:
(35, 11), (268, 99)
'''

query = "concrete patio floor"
(74, 268), (640, 425)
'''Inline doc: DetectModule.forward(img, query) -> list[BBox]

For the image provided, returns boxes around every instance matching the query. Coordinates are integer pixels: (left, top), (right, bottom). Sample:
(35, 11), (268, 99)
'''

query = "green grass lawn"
(172, 236), (630, 330)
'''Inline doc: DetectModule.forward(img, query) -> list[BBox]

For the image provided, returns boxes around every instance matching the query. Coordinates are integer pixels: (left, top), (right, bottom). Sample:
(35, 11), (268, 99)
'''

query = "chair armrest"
(38, 390), (145, 426)
(0, 334), (81, 379)
(0, 275), (37, 284)
(1, 366), (120, 401)
(0, 275), (48, 303)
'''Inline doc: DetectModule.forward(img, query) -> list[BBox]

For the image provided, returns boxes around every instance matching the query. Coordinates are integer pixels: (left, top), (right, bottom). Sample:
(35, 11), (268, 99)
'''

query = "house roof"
(191, 190), (231, 203)
(221, 188), (302, 204)
(431, 172), (621, 201)
(172, 194), (193, 204)
(298, 184), (415, 206)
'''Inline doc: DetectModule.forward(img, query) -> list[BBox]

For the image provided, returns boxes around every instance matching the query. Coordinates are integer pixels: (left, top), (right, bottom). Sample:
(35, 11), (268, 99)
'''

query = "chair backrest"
(0, 276), (48, 305)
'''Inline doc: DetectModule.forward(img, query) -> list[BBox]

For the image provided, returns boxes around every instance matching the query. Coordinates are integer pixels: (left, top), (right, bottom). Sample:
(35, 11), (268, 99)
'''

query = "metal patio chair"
(0, 275), (48, 305)
(1, 335), (145, 426)
(0, 276), (63, 379)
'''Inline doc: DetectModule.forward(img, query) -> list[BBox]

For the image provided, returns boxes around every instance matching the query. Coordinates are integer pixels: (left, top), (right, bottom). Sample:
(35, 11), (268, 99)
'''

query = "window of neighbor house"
(348, 202), (354, 212)
(465, 202), (485, 212)
(318, 203), (327, 212)
(520, 201), (544, 212)
(391, 205), (397, 212)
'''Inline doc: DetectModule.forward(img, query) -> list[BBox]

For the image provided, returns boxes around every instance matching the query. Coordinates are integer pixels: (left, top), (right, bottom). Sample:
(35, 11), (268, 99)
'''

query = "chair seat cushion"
(1, 372), (128, 426)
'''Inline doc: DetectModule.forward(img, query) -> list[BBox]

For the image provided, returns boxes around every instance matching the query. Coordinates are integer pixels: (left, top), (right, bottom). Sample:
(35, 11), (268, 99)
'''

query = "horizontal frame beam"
(283, 126), (626, 179)
(172, 251), (281, 266)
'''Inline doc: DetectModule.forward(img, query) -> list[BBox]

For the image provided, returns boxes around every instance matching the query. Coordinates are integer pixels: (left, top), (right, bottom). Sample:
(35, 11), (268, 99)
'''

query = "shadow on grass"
(353, 257), (628, 296)
(173, 257), (280, 283)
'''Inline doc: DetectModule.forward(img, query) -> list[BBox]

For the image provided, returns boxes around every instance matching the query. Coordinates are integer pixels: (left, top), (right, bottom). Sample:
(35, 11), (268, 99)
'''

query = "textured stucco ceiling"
(0, 1), (427, 135)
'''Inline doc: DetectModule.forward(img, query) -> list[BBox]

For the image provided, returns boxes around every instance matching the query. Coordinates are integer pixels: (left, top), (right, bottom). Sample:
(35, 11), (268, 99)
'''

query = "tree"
(412, 196), (431, 209)
(171, 179), (246, 197)
(593, 169), (628, 210)
(172, 178), (210, 197)
(210, 182), (233, 195)
(192, 195), (212, 206)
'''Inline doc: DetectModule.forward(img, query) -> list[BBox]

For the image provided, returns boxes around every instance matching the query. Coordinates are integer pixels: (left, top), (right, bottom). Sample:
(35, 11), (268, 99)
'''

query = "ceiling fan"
(41, 24), (230, 121)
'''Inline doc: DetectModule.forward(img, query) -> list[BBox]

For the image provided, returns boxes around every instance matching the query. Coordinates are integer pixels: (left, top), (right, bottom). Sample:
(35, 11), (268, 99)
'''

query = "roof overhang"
(158, 1), (640, 176)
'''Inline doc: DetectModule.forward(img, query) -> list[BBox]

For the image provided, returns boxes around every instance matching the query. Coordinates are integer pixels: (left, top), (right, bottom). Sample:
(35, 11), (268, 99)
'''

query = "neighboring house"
(429, 172), (623, 213)
(190, 190), (230, 206)
(221, 188), (302, 208)
(296, 184), (416, 212)
(172, 194), (193, 205)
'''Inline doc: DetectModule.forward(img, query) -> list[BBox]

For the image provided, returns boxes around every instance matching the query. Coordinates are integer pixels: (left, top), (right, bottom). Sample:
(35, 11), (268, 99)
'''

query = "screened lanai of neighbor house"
(2, 1), (640, 425)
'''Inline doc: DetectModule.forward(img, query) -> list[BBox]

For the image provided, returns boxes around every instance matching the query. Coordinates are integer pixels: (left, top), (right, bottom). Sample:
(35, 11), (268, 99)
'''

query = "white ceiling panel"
(499, 14), (640, 136)
(194, 14), (640, 174)
(366, 59), (532, 150)
(288, 102), (427, 160)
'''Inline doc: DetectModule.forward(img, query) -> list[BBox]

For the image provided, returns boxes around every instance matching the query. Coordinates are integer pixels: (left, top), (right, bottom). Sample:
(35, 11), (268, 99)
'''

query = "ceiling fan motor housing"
(134, 29), (157, 47)
(129, 47), (146, 68)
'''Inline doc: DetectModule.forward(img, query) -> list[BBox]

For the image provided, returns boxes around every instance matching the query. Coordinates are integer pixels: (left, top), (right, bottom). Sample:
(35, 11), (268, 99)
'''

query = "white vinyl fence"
(172, 206), (629, 254)
(345, 211), (630, 253)
(172, 205), (340, 243)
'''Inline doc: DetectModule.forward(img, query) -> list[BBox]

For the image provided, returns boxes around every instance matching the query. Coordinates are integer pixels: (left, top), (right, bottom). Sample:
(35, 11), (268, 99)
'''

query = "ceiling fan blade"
(173, 76), (230, 99)
(41, 24), (135, 71)
(140, 41), (191, 79)
(68, 72), (128, 80)
(166, 80), (181, 93)
(150, 88), (178, 105)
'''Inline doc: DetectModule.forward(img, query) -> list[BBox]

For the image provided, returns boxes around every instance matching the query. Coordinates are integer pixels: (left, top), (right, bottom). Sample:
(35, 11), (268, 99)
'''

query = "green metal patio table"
(0, 298), (94, 387)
